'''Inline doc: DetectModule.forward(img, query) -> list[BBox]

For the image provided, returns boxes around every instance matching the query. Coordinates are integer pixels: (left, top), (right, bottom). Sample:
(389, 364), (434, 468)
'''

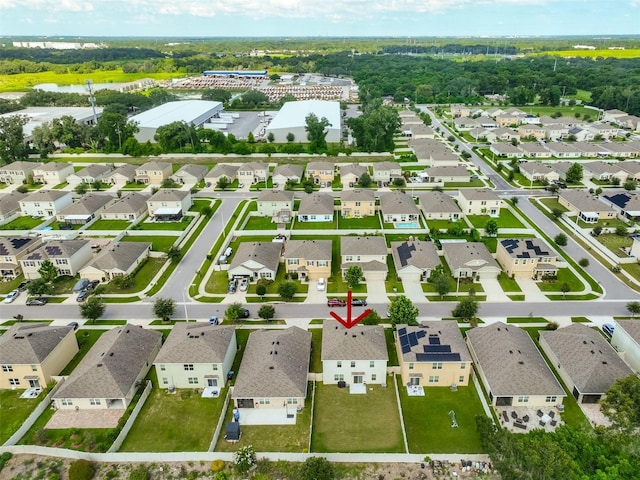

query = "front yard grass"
(398, 377), (486, 454)
(536, 268), (584, 292)
(311, 383), (404, 453)
(0, 389), (43, 444)
(119, 384), (226, 452)
(497, 272), (522, 292)
(122, 234), (176, 253)
(87, 219), (132, 230)
(539, 197), (569, 213)
(337, 216), (382, 229)
(466, 209), (526, 229)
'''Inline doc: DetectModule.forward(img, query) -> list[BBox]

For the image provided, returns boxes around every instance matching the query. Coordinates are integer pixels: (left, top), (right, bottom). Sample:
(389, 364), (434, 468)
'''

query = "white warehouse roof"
(0, 106), (103, 138)
(130, 100), (223, 129)
(267, 100), (341, 132)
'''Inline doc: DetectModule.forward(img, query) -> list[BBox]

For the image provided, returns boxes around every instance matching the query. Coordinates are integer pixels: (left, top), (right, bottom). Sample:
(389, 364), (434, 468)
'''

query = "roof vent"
(509, 350), (513, 354)
(518, 361), (524, 365)
(97, 363), (103, 367)
(602, 361), (608, 365)
(591, 350), (595, 354)
(352, 335), (357, 338)
(109, 352), (114, 356)
(269, 366), (274, 369)
(583, 341), (587, 344)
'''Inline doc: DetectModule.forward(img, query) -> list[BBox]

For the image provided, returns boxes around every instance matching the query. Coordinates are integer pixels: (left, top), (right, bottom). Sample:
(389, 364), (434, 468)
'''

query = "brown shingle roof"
(155, 323), (236, 364)
(322, 320), (388, 361)
(0, 323), (74, 364)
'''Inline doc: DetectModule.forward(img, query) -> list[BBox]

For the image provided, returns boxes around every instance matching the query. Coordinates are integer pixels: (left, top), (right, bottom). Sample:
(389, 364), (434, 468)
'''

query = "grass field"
(0, 389), (43, 444)
(87, 219), (132, 231)
(122, 235), (176, 253)
(466, 210), (526, 229)
(537, 268), (584, 293)
(596, 233), (633, 257)
(0, 216), (44, 230)
(533, 49), (640, 59)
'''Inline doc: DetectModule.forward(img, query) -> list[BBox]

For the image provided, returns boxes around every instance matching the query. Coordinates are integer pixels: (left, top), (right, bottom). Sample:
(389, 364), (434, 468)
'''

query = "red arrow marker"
(330, 290), (371, 329)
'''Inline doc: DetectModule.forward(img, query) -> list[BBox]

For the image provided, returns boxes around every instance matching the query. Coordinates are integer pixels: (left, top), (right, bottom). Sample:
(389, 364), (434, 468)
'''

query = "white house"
(19, 190), (73, 217)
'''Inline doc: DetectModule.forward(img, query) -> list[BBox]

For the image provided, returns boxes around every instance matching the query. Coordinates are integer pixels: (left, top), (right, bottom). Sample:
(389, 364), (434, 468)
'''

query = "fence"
(107, 380), (153, 453)
(208, 389), (232, 452)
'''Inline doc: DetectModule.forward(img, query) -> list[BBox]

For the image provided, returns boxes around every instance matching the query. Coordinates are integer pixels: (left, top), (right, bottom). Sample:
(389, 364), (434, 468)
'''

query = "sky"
(0, 0), (638, 38)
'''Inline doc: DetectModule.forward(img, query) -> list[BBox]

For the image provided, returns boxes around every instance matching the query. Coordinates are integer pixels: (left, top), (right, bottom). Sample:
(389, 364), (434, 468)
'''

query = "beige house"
(519, 162), (560, 183)
(322, 320), (388, 387)
(372, 161), (402, 186)
(558, 190), (617, 223)
(297, 192), (334, 222)
(457, 189), (501, 216)
(611, 320), (640, 373)
(582, 161), (629, 183)
(341, 236), (388, 281)
(19, 190), (73, 217)
(0, 161), (42, 184)
(256, 190), (294, 221)
(66, 164), (114, 187)
(339, 163), (367, 189)
(340, 189), (375, 218)
(539, 324), (633, 404)
(79, 242), (151, 282)
(490, 143), (523, 158)
(146, 190), (192, 219)
(0, 236), (42, 279)
(53, 326), (162, 410)
(497, 238), (558, 279)
(283, 239), (331, 281)
(32, 162), (74, 185)
(442, 242), (501, 280)
(306, 161), (335, 186)
(466, 322), (565, 408)
(237, 161), (268, 185)
(105, 164), (136, 185)
(518, 125), (546, 140)
(228, 241), (282, 281)
(520, 143), (553, 159)
(171, 164), (208, 185)
(205, 164), (239, 188)
(418, 191), (462, 221)
(396, 322), (472, 389)
(56, 194), (113, 225)
(0, 191), (27, 225)
(0, 323), (78, 390)
(380, 191), (420, 224)
(20, 239), (92, 279)
(231, 327), (311, 425)
(272, 164), (303, 187)
(134, 161), (173, 185)
(422, 166), (470, 183)
(450, 104), (471, 118)
(100, 192), (148, 221)
(154, 323), (237, 389)
(391, 240), (440, 283)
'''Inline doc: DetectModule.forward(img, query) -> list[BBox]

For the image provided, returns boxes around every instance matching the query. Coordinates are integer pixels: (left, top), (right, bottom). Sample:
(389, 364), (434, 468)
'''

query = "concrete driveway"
(366, 280), (389, 306)
(479, 278), (510, 302)
(401, 279), (426, 303)
(516, 278), (549, 302)
(304, 279), (328, 304)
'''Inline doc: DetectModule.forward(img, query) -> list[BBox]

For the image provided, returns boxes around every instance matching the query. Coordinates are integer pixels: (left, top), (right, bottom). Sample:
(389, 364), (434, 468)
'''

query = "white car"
(317, 278), (326, 291)
(239, 278), (249, 292)
(4, 290), (20, 304)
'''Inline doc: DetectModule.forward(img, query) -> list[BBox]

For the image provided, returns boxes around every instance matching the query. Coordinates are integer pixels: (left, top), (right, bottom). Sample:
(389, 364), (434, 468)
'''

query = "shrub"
(578, 258), (590, 268)
(211, 460), (225, 472)
(127, 465), (149, 480)
(68, 459), (95, 480)
(0, 452), (12, 472)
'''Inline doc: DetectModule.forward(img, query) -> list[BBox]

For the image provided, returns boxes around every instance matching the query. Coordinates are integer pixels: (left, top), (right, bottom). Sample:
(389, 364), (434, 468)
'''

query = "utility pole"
(86, 80), (98, 126)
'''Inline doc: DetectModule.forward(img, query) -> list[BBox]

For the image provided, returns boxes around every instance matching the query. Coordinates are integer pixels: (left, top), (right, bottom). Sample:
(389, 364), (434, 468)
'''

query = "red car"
(327, 298), (347, 307)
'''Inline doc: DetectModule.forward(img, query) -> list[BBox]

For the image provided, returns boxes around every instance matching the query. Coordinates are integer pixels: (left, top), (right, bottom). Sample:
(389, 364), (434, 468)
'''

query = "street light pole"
(182, 288), (189, 321)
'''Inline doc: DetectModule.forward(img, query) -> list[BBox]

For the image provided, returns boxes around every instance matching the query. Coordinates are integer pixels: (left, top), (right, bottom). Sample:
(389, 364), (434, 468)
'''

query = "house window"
(318, 261), (328, 267)
(212, 365), (218, 371)
(334, 374), (344, 382)
(61, 399), (73, 406)
(307, 261), (315, 266)
(460, 363), (466, 369)
(183, 364), (194, 371)
(522, 259), (527, 265)
(2, 365), (13, 372)
(459, 376), (465, 383)
(345, 255), (353, 262)
(188, 377), (199, 384)
(337, 361), (342, 368)
(409, 363), (414, 370)
(31, 365), (37, 372)
(429, 376), (439, 383)
(432, 362), (443, 370)
(369, 361), (375, 368)
(90, 398), (101, 406)
(162, 377), (168, 385)
(287, 398), (298, 405)
(259, 398), (270, 405)
(355, 201), (361, 206)
(350, 361), (356, 368)
(371, 374), (377, 382)
(160, 365), (166, 371)
(546, 396), (557, 403)
(9, 378), (20, 386)
(517, 396), (529, 403)
(288, 259), (299, 265)
(514, 259), (519, 265)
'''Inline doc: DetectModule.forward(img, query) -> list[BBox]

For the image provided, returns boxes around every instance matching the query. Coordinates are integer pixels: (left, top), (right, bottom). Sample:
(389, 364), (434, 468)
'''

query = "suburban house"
(79, 242), (151, 282)
(519, 162), (560, 183)
(520, 143), (553, 159)
(237, 161), (268, 185)
(603, 143), (639, 158)
(422, 165), (470, 183)
(379, 191), (420, 224)
(66, 164), (114, 187)
(231, 327), (311, 425)
(539, 324), (633, 404)
(0, 161), (42, 184)
(407, 124), (435, 139)
(582, 161), (629, 183)
(0, 236), (42, 279)
(31, 163), (74, 185)
(547, 143), (582, 159)
(339, 163), (367, 189)
(620, 161), (640, 181)
(442, 242), (501, 280)
(544, 125), (569, 142)
(321, 320), (388, 389)
(396, 322), (472, 388)
(602, 109), (628, 123)
(558, 190), (617, 223)
(19, 190), (73, 217)
(589, 123), (618, 139)
(170, 164), (208, 185)
(466, 322), (565, 408)
(283, 239), (332, 281)
(372, 162), (402, 187)
(603, 192), (640, 220)
(340, 236), (388, 281)
(272, 164), (303, 187)
(470, 128), (497, 143)
(391, 240), (440, 282)
(53, 325), (162, 410)
(550, 161), (574, 180)
(453, 117), (481, 130)
(105, 164), (136, 185)
(567, 127), (595, 143)
(450, 104), (471, 118)
(489, 143), (523, 158)
(493, 127), (521, 142)
(154, 323), (237, 389)
(306, 161), (335, 186)
(457, 189), (501, 216)
(0, 191), (27, 225)
(611, 320), (640, 373)
(256, 190), (294, 222)
(134, 161), (173, 185)
(56, 194), (113, 225)
(20, 239), (93, 279)
(495, 113), (522, 128)
(100, 192), (148, 221)
(418, 191), (462, 221)
(146, 189), (192, 220)
(496, 238), (559, 279)
(227, 241), (282, 281)
(575, 142), (609, 158)
(297, 192), (334, 222)
(340, 189), (376, 218)
(518, 125), (546, 140)
(205, 164), (239, 188)
(0, 323), (78, 390)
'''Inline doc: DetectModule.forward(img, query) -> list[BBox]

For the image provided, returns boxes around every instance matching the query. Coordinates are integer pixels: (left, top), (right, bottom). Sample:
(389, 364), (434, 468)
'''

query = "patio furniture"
(511, 411), (518, 419)
(536, 409), (544, 417)
(523, 415), (530, 423)
(539, 420), (546, 427)
(502, 411), (509, 423)
(550, 420), (557, 427)
(549, 411), (555, 419)
(514, 422), (527, 430)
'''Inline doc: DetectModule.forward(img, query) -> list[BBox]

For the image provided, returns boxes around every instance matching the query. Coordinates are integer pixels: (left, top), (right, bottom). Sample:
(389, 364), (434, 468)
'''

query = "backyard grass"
(595, 233), (633, 257)
(87, 219), (133, 230)
(466, 209), (526, 229)
(293, 219), (338, 230)
(0, 389), (43, 444)
(398, 377), (486, 454)
(497, 272), (522, 292)
(122, 235), (176, 253)
(426, 219), (463, 231)
(311, 383), (404, 453)
(539, 197), (569, 213)
(310, 328), (323, 373)
(621, 262), (640, 283)
(576, 217), (630, 229)
(0, 216), (45, 230)
(337, 216), (382, 229)
(536, 268), (584, 292)
(119, 384), (227, 452)
(60, 330), (107, 376)
(135, 216), (193, 231)
(385, 328), (399, 367)
(243, 216), (285, 230)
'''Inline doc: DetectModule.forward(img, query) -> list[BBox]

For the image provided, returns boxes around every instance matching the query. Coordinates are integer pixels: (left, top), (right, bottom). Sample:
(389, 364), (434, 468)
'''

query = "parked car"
(26, 297), (48, 306)
(209, 316), (219, 325)
(76, 290), (90, 302)
(72, 278), (90, 293)
(227, 278), (238, 293)
(85, 280), (100, 291)
(327, 298), (347, 307)
(239, 308), (250, 319)
(67, 322), (79, 330)
(602, 323), (615, 338)
(4, 290), (20, 304)
(17, 280), (29, 291)
(317, 278), (326, 291)
(351, 298), (367, 306)
(239, 278), (249, 292)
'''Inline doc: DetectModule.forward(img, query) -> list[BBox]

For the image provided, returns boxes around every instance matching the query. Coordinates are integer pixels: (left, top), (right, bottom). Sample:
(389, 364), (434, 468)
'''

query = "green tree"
(510, 196), (519, 205)
(68, 459), (95, 480)
(560, 282), (571, 298)
(344, 265), (364, 289)
(153, 297), (176, 321)
(201, 205), (213, 217)
(357, 171), (372, 188)
(79, 296), (106, 324)
(600, 375), (640, 433)
(216, 176), (230, 191)
(267, 132), (275, 143)
(0, 115), (29, 164)
(484, 219), (498, 237)
(347, 105), (401, 152)
(75, 182), (89, 195)
(258, 304), (275, 321)
(615, 225), (628, 236)
(286, 132), (295, 143)
(26, 278), (50, 296)
(551, 208), (564, 220)
(201, 89), (232, 103)
(392, 177), (406, 188)
(578, 258), (590, 267)
(256, 284), (267, 298)
(161, 178), (179, 188)
(388, 295), (419, 326)
(225, 302), (245, 323)
(565, 163), (583, 183)
(38, 260), (58, 283)
(452, 297), (478, 323)
(623, 179), (637, 191)
(554, 233), (568, 246)
(626, 301), (640, 317)
(305, 113), (331, 153)
(278, 281), (297, 301)
(432, 271), (451, 299)
(592, 225), (603, 236)
(299, 457), (335, 480)
(167, 246), (183, 264)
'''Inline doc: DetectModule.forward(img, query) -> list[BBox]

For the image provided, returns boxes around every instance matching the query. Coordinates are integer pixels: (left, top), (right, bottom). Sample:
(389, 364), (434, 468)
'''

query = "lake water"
(33, 83), (121, 93)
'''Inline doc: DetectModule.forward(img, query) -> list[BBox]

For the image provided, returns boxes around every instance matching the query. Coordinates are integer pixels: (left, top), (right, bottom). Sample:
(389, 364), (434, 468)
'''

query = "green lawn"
(310, 328), (323, 373)
(243, 216), (285, 230)
(87, 219), (133, 230)
(293, 219), (337, 230)
(398, 377), (486, 454)
(100, 257), (165, 294)
(426, 218), (462, 231)
(0, 216), (45, 230)
(507, 317), (548, 324)
(0, 389), (43, 444)
(595, 233), (633, 258)
(385, 328), (399, 367)
(0, 275), (23, 294)
(135, 216), (193, 231)
(311, 383), (404, 453)
(444, 178), (486, 188)
(537, 268), (584, 293)
(576, 217), (630, 229)
(539, 197), (569, 213)
(122, 235), (176, 253)
(119, 182), (148, 191)
(337, 216), (382, 229)
(49, 275), (78, 295)
(466, 210), (526, 229)
(497, 272), (522, 292)
(119, 384), (226, 452)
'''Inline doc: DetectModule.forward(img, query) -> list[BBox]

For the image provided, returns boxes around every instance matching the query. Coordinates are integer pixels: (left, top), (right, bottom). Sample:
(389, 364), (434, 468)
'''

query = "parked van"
(224, 247), (233, 257)
(72, 278), (90, 293)
(602, 323), (615, 338)
(218, 255), (227, 265)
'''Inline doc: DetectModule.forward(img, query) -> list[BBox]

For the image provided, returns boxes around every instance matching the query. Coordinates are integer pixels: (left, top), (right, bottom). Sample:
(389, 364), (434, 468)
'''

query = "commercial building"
(265, 100), (341, 143)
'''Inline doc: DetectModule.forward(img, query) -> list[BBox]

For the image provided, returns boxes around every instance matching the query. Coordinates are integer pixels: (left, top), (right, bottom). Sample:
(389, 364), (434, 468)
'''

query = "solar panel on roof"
(10, 238), (31, 250)
(398, 328), (407, 336)
(428, 337), (441, 345)
(45, 246), (62, 256)
(424, 345), (452, 353)
(501, 239), (518, 253)
(408, 332), (418, 347)
(401, 344), (411, 354)
(396, 242), (416, 267)
(416, 330), (426, 339)
(400, 335), (409, 348)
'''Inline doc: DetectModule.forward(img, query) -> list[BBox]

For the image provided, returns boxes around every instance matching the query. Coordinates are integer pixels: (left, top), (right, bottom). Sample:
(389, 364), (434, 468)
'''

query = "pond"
(33, 82), (121, 93)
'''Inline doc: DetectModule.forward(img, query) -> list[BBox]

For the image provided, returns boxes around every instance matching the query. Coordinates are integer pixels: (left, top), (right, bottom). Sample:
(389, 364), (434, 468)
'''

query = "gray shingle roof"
(540, 324), (633, 395)
(257, 190), (294, 202)
(0, 161), (42, 174)
(206, 164), (239, 178)
(466, 322), (564, 397)
(232, 327), (311, 399)
(321, 320), (388, 361)
(442, 242), (500, 271)
(397, 322), (471, 363)
(298, 193), (334, 215)
(391, 240), (440, 271)
(306, 161), (334, 172)
(418, 191), (461, 214)
(102, 192), (148, 215)
(614, 320), (640, 344)
(0, 323), (74, 364)
(379, 191), (420, 215)
(458, 188), (500, 202)
(340, 189), (375, 203)
(372, 161), (401, 173)
(147, 189), (190, 202)
(24, 239), (89, 261)
(34, 162), (72, 172)
(0, 236), (39, 257)
(424, 165), (470, 177)
(54, 326), (161, 400)
(155, 323), (236, 364)
(74, 164), (113, 178)
(172, 164), (208, 179)
(238, 161), (267, 172)
(108, 164), (136, 179)
(58, 194), (112, 216)
(273, 164), (303, 179)
(559, 190), (615, 213)
(136, 161), (172, 172)
(341, 236), (387, 256)
(21, 190), (71, 203)
(83, 242), (150, 272)
(0, 191), (27, 215)
(283, 240), (332, 261)
(229, 242), (282, 273)
(339, 163), (367, 177)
